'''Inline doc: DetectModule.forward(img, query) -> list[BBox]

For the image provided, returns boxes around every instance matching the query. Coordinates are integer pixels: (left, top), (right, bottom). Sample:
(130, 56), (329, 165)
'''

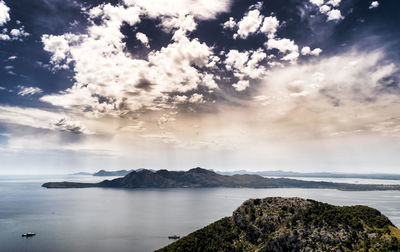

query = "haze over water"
(1, 175), (400, 252)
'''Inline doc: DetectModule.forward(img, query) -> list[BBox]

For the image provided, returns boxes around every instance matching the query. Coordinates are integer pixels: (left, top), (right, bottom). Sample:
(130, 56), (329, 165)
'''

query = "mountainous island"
(157, 197), (400, 251)
(73, 168), (156, 176)
(43, 168), (400, 191)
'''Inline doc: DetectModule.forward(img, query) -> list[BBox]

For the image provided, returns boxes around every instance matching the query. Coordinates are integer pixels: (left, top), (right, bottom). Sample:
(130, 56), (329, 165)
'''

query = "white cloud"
(0, 2), (29, 42)
(123, 0), (232, 20)
(319, 5), (331, 14)
(136, 32), (149, 47)
(0, 0), (10, 26)
(160, 14), (197, 33)
(9, 27), (29, 40)
(0, 33), (9, 40)
(173, 95), (188, 104)
(41, 34), (74, 69)
(223, 17), (236, 30)
(326, 0), (341, 7)
(309, 0), (344, 22)
(260, 16), (279, 39)
(369, 1), (379, 9)
(188, 93), (205, 103)
(266, 38), (299, 62)
(0, 106), (90, 134)
(17, 86), (43, 96)
(225, 48), (267, 80)
(301, 46), (323, 56)
(236, 9), (263, 39)
(253, 51), (400, 134)
(309, 0), (324, 7)
(232, 80), (250, 92)
(202, 74), (219, 89)
(41, 3), (221, 118)
(327, 9), (343, 21)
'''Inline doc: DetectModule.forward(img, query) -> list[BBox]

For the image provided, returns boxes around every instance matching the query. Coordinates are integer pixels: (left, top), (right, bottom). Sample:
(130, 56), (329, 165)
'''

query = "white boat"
(21, 232), (36, 237)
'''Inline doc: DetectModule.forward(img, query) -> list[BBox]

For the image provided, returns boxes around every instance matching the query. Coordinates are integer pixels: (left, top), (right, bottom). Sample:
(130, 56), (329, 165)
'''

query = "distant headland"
(73, 168), (400, 180)
(44, 167), (400, 191)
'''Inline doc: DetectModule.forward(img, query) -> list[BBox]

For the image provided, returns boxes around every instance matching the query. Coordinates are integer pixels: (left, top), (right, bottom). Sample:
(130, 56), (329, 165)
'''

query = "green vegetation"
(157, 218), (243, 252)
(157, 197), (400, 252)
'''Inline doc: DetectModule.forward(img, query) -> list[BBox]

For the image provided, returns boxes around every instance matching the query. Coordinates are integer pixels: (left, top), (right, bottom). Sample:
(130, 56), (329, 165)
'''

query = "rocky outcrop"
(158, 197), (400, 251)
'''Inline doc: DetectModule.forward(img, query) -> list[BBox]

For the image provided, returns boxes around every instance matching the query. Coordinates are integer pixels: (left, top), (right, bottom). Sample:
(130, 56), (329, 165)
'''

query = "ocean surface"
(1, 175), (400, 252)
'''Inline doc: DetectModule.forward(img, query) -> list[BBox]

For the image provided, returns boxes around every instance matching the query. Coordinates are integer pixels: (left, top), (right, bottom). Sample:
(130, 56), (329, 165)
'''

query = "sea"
(1, 175), (400, 252)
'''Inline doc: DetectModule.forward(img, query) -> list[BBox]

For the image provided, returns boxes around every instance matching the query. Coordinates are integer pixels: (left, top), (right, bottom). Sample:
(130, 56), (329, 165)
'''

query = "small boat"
(21, 232), (36, 237)
(168, 235), (180, 239)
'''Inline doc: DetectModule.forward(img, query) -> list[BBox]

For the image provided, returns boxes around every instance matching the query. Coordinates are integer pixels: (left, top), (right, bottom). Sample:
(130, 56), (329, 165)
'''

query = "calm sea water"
(1, 175), (400, 252)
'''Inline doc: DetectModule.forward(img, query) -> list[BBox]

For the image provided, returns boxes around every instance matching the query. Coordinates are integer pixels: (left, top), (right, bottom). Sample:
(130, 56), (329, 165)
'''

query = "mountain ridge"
(43, 167), (400, 191)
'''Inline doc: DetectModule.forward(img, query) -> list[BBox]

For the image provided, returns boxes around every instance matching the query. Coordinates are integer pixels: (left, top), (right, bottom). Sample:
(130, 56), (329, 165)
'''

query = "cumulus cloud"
(266, 38), (299, 62)
(327, 9), (343, 21)
(222, 17), (236, 30)
(9, 27), (29, 40)
(301, 46), (323, 56)
(260, 16), (279, 38)
(319, 5), (331, 14)
(232, 80), (250, 92)
(188, 93), (205, 103)
(369, 1), (379, 9)
(0, 2), (29, 42)
(236, 9), (263, 39)
(0, 0), (10, 26)
(123, 0), (232, 20)
(231, 2), (279, 40)
(41, 34), (75, 69)
(41, 1), (224, 119)
(309, 0), (324, 7)
(17, 86), (43, 96)
(0, 33), (9, 40)
(327, 0), (341, 7)
(309, 0), (343, 22)
(136, 32), (149, 47)
(225, 48), (267, 81)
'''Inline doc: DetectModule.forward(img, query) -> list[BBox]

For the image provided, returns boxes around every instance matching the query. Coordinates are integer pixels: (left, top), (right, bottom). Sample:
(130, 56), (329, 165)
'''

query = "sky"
(0, 0), (399, 174)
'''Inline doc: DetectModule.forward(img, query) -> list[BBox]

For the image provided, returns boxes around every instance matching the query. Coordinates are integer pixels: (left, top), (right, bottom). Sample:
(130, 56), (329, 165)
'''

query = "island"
(43, 167), (400, 191)
(92, 169), (133, 176)
(157, 197), (400, 251)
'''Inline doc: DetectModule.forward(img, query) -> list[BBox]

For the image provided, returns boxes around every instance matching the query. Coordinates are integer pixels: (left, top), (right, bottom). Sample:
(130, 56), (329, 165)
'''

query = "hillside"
(157, 197), (400, 251)
(92, 169), (133, 176)
(42, 167), (400, 191)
